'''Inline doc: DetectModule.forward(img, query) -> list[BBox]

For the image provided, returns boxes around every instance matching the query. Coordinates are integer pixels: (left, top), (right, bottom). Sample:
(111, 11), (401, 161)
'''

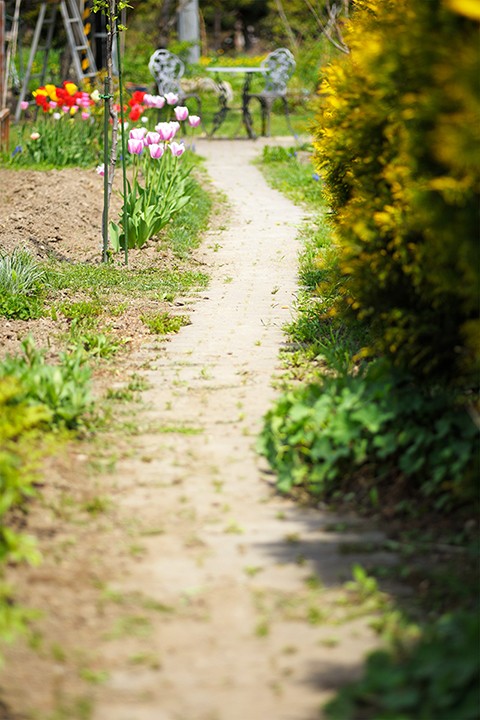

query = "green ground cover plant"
(259, 360), (477, 508)
(0, 337), (92, 431)
(325, 611), (479, 720)
(0, 336), (96, 659)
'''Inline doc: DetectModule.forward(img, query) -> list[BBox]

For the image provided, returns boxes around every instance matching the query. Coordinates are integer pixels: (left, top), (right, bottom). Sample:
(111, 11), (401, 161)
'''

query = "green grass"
(257, 144), (323, 206)
(47, 263), (208, 298)
(165, 169), (213, 257)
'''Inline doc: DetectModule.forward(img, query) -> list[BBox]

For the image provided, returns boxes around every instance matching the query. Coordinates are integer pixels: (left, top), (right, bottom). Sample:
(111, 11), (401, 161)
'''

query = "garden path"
(92, 138), (391, 720)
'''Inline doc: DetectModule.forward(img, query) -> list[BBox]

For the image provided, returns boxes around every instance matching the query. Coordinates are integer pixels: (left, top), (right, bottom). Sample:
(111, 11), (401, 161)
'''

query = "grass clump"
(0, 248), (46, 320)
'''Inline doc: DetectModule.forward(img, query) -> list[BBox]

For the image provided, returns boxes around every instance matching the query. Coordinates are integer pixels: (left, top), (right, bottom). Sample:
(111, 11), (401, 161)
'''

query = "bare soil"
(0, 140), (401, 720)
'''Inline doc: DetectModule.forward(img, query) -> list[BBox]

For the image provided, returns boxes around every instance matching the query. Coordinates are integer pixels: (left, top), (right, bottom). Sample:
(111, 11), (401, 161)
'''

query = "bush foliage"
(313, 0), (480, 386)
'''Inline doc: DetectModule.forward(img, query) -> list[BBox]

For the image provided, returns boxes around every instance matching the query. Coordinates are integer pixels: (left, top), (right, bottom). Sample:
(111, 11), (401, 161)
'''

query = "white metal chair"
(244, 48), (296, 137)
(148, 48), (202, 116)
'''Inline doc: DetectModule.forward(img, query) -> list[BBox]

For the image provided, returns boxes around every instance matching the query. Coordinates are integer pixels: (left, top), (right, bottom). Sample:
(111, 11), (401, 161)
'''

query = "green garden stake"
(102, 76), (110, 263)
(116, 18), (128, 265)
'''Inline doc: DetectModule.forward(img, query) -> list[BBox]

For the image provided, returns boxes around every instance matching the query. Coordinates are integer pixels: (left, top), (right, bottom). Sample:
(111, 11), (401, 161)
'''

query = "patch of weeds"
(58, 298), (103, 323)
(155, 424), (203, 435)
(129, 543), (146, 558)
(307, 605), (325, 625)
(128, 652), (161, 670)
(255, 620), (270, 637)
(106, 386), (135, 402)
(224, 521), (244, 535)
(51, 643), (67, 662)
(141, 311), (190, 335)
(138, 526), (165, 537)
(81, 495), (111, 516)
(304, 574), (323, 591)
(45, 696), (93, 720)
(244, 566), (263, 577)
(69, 329), (123, 359)
(88, 454), (117, 474)
(127, 373), (150, 392)
(285, 532), (301, 544)
(319, 636), (339, 648)
(105, 614), (153, 640)
(79, 668), (109, 685)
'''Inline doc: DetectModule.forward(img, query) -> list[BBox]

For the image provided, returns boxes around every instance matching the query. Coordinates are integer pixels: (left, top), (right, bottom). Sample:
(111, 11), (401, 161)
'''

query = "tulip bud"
(149, 143), (165, 159)
(174, 106), (189, 122)
(169, 141), (185, 157)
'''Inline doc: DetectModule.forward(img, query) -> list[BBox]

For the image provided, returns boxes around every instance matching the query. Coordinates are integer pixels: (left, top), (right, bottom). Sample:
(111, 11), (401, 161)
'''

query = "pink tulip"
(188, 115), (201, 128)
(20, 101), (29, 111)
(145, 131), (161, 145)
(30, 132), (40, 141)
(81, 111), (90, 120)
(169, 141), (185, 157)
(164, 92), (179, 106)
(127, 138), (144, 155)
(174, 105), (189, 122)
(144, 94), (166, 109)
(155, 122), (177, 142)
(96, 164), (105, 176)
(149, 143), (165, 159)
(49, 100), (57, 109)
(129, 127), (147, 140)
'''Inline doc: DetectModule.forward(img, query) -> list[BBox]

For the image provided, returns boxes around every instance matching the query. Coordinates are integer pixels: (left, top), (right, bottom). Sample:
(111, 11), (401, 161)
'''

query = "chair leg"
(282, 96), (296, 138)
(262, 98), (274, 137)
(243, 95), (256, 139)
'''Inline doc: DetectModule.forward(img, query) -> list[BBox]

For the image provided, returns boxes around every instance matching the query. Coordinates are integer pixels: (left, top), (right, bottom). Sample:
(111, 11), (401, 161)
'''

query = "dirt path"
(76, 138), (394, 720)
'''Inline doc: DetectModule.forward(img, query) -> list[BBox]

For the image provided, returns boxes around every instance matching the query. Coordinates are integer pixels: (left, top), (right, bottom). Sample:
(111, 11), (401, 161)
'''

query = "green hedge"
(313, 0), (480, 387)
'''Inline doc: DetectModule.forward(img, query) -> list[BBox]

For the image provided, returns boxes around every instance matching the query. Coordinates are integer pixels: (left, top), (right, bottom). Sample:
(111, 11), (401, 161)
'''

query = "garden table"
(205, 66), (265, 138)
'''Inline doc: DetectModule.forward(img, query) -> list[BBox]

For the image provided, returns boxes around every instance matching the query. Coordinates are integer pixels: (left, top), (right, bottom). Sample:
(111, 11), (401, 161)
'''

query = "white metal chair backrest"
(260, 48), (296, 96)
(148, 49), (185, 96)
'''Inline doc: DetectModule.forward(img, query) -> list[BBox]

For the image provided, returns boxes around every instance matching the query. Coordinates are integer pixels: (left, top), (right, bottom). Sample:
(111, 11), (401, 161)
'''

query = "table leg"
(242, 73), (256, 139)
(209, 77), (230, 137)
